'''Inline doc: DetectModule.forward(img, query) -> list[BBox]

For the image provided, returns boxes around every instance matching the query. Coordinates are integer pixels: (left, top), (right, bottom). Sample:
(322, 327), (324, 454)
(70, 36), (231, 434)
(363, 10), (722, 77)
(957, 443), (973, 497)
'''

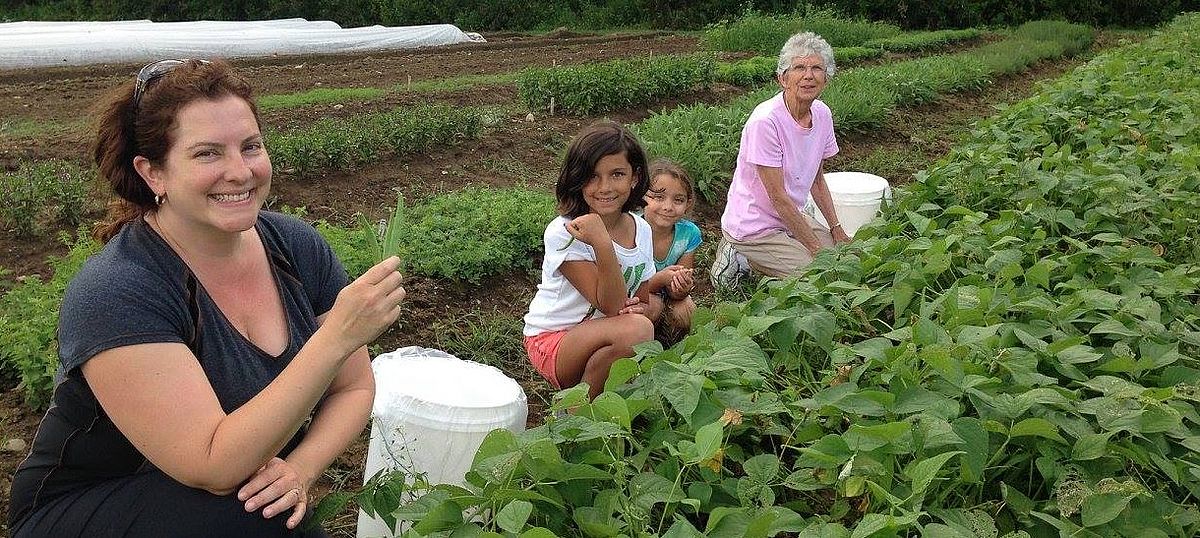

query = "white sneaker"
(710, 237), (751, 288)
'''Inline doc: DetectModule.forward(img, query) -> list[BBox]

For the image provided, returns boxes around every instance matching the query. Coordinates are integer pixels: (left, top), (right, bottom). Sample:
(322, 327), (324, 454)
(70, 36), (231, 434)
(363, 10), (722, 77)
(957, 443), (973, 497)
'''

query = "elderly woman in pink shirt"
(719, 32), (850, 277)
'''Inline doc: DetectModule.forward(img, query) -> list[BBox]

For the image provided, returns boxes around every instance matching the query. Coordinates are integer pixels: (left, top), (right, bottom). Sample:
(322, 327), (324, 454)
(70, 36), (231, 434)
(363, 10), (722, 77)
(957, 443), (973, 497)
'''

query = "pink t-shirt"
(721, 93), (839, 241)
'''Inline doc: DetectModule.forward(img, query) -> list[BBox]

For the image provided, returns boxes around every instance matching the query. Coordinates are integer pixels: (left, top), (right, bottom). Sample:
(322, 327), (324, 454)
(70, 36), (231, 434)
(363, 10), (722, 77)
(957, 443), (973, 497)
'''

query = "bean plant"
(518, 54), (715, 116)
(0, 159), (94, 237)
(268, 104), (485, 175)
(0, 229), (99, 408)
(702, 8), (901, 55)
(321, 13), (1200, 537)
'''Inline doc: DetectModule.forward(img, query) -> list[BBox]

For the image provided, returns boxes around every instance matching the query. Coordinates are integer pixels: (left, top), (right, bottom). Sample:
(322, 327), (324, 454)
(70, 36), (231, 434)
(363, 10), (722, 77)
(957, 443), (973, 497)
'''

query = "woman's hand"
(565, 214), (611, 247)
(831, 225), (852, 245)
(322, 256), (406, 354)
(238, 457), (313, 529)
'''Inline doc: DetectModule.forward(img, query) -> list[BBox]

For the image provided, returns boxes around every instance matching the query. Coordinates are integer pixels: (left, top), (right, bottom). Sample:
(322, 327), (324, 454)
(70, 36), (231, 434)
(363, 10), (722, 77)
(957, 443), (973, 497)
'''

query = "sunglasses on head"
(132, 59), (211, 111)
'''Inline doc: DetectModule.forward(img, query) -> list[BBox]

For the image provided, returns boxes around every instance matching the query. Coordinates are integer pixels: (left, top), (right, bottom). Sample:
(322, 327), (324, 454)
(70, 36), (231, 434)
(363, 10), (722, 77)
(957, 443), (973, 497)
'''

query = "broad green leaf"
(604, 358), (639, 390)
(893, 280), (916, 318)
(906, 451), (963, 501)
(1072, 432), (1112, 460)
(695, 343), (770, 374)
(796, 310), (838, 350)
(796, 434), (852, 468)
(629, 472), (685, 511)
(1090, 319), (1140, 338)
(412, 498), (465, 534)
(850, 512), (920, 538)
(663, 518), (705, 538)
(471, 429), (519, 468)
(495, 500), (533, 534)
(956, 324), (1000, 345)
(1058, 345), (1103, 365)
(586, 392), (631, 430)
(796, 522), (851, 538)
(1009, 418), (1066, 443)
(844, 421), (912, 452)
(895, 387), (960, 420)
(918, 417), (965, 449)
(1001, 482), (1034, 516)
(921, 523), (972, 538)
(906, 210), (932, 234)
(783, 468), (824, 491)
(652, 361), (705, 420)
(743, 453), (781, 484)
(1026, 259), (1051, 289)
(951, 418), (987, 483)
(914, 317), (949, 345)
(519, 528), (558, 538)
(985, 249), (1023, 274)
(1081, 493), (1132, 527)
(739, 314), (787, 336)
(692, 421), (724, 464)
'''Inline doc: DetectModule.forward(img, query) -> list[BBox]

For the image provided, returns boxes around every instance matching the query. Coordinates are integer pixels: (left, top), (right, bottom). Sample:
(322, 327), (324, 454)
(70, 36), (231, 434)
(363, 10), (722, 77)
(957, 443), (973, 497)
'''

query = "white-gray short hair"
(777, 32), (836, 79)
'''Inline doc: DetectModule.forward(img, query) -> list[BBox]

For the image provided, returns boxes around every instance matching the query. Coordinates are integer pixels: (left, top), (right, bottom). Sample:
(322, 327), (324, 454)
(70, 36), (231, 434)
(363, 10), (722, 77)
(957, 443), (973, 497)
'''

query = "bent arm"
(83, 327), (359, 494)
(808, 163), (842, 235)
(82, 257), (402, 494)
(560, 242), (629, 317)
(756, 164), (822, 253)
(280, 316), (374, 489)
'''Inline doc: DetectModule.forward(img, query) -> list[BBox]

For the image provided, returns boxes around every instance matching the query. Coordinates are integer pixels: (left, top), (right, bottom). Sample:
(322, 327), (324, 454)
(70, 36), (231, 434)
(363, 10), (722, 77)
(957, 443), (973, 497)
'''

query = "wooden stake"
(407, 74), (411, 88)
(550, 97), (556, 116)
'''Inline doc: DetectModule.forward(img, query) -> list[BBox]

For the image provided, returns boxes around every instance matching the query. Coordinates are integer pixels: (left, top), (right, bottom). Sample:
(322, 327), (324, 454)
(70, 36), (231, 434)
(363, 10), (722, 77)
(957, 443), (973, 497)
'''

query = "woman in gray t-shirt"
(10, 59), (406, 537)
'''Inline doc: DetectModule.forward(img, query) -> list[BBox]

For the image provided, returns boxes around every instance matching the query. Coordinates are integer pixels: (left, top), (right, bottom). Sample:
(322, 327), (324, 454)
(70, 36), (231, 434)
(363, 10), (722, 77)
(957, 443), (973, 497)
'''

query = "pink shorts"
(524, 330), (568, 389)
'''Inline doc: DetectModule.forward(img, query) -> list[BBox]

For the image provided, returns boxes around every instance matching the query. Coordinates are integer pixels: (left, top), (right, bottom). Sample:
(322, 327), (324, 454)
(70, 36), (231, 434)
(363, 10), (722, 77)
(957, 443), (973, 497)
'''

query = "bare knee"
(611, 313), (654, 350)
(668, 296), (696, 330)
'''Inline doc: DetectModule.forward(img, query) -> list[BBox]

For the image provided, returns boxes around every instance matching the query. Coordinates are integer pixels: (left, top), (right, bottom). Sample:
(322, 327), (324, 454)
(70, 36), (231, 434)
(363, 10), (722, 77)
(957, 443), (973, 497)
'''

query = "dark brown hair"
(92, 59), (260, 242)
(647, 158), (696, 202)
(555, 120), (650, 218)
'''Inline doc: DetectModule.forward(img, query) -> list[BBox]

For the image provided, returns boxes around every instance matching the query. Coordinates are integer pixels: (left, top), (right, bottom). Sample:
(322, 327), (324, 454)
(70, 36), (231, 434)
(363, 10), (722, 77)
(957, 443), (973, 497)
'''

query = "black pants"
(12, 469), (329, 538)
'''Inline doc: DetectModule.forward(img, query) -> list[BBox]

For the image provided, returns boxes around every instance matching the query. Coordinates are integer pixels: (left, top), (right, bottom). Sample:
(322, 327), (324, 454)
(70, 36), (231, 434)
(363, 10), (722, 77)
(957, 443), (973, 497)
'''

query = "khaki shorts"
(724, 215), (834, 277)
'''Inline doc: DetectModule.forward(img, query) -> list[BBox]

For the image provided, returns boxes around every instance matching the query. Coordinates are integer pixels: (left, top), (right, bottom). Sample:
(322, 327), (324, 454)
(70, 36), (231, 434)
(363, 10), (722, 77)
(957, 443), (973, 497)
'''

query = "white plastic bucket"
(356, 347), (528, 538)
(806, 172), (892, 237)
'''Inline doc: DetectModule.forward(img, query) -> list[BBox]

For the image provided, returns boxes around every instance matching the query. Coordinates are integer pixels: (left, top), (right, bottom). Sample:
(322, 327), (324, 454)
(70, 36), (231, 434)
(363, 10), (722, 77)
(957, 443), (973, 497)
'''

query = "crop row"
(702, 9), (902, 56)
(369, 13), (1200, 537)
(300, 187), (556, 283)
(517, 54), (716, 116)
(267, 103), (487, 175)
(638, 20), (1093, 202)
(0, 160), (94, 237)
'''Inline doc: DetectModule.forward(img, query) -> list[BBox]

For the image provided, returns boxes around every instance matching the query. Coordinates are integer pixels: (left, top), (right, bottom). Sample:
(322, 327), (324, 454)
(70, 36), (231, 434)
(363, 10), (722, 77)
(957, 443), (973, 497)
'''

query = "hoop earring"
(154, 193), (165, 205)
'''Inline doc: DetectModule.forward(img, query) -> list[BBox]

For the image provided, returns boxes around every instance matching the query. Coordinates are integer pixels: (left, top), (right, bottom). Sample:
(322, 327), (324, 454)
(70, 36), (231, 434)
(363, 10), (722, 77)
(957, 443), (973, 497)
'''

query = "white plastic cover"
(0, 19), (485, 70)
(358, 346), (527, 538)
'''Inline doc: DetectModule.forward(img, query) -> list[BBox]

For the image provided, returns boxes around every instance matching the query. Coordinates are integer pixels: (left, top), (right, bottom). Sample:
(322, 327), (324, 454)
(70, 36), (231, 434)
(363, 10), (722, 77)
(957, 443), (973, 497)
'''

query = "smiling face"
(139, 95), (271, 236)
(643, 173), (692, 230)
(777, 53), (829, 103)
(582, 151), (636, 218)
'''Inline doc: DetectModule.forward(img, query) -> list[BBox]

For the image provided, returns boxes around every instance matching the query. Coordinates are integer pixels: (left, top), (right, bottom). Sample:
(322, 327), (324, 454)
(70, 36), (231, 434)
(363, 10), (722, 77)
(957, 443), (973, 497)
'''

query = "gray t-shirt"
(10, 211), (347, 526)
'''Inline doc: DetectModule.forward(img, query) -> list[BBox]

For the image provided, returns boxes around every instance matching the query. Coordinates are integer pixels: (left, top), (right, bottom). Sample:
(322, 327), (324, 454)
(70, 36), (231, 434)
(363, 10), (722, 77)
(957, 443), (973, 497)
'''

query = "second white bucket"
(806, 171), (891, 237)
(356, 347), (528, 538)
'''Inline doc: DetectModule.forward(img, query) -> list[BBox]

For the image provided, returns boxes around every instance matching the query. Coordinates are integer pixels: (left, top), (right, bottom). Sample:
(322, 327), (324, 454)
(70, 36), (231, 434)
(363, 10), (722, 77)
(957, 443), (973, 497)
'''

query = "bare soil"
(0, 28), (1121, 536)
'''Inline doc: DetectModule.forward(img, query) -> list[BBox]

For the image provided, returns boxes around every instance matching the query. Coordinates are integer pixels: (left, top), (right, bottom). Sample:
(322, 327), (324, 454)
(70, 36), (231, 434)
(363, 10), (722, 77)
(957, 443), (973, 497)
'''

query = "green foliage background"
(1, 0), (1192, 30)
